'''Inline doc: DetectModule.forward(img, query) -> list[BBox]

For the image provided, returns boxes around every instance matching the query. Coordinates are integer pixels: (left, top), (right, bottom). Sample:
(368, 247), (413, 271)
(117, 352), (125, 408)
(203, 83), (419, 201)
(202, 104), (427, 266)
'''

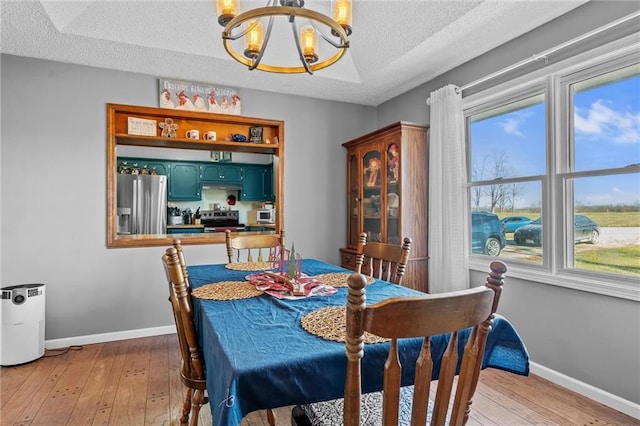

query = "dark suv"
(472, 211), (506, 256)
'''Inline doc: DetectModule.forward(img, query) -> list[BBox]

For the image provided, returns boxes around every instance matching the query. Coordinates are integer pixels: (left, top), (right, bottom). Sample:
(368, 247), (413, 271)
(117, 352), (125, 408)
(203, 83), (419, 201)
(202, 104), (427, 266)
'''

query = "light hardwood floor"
(1, 335), (636, 425)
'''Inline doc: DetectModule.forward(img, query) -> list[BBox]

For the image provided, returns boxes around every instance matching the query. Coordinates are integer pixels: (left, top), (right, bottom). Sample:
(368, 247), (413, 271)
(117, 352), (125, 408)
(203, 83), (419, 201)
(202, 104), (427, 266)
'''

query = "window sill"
(469, 257), (640, 302)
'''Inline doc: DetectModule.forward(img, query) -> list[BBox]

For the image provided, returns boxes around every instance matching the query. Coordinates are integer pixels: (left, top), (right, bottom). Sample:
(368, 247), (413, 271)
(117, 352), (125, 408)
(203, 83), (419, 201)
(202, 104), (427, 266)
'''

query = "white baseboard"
(530, 361), (640, 420)
(45, 330), (639, 421)
(45, 325), (176, 350)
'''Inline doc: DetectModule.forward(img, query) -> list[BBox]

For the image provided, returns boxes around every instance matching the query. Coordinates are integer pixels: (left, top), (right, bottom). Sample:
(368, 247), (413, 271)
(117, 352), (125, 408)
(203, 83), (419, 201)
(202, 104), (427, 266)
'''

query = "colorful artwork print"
(158, 79), (241, 115)
(365, 156), (381, 187)
(387, 143), (399, 183)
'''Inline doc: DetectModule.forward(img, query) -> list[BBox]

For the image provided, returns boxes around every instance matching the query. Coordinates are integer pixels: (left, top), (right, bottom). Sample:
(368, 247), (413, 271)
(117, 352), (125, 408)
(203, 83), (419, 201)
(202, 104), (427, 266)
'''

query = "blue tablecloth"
(187, 259), (529, 426)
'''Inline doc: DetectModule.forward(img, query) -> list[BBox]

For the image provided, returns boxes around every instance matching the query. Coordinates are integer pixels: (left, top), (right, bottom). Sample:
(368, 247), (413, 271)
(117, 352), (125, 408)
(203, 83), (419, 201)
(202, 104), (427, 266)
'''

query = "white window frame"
(463, 34), (640, 301)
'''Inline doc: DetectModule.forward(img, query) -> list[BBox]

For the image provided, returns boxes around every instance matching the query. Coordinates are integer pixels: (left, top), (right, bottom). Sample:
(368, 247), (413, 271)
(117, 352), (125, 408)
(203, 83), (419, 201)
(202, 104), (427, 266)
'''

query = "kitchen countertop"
(168, 223), (275, 229)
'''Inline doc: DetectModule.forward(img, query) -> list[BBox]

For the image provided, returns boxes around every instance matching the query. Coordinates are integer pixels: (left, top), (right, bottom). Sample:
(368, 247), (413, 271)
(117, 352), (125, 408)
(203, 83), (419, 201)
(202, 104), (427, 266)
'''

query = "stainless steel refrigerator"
(116, 174), (167, 234)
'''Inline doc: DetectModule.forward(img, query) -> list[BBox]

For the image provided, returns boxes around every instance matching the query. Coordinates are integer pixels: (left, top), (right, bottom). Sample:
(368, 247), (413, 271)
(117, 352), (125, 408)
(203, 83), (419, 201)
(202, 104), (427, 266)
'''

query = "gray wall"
(0, 55), (375, 340)
(1, 0), (638, 408)
(377, 1), (640, 406)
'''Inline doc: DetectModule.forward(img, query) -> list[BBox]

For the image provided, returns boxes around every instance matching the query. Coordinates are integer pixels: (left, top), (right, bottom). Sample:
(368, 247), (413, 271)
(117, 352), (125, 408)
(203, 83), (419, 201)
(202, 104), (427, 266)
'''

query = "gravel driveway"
(501, 227), (639, 259)
(597, 227), (640, 246)
(505, 227), (639, 247)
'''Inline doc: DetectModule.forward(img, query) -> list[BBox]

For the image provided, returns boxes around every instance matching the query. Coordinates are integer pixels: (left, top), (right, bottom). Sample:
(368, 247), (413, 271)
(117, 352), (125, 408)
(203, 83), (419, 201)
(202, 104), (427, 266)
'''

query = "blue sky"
(574, 75), (640, 171)
(470, 73), (639, 207)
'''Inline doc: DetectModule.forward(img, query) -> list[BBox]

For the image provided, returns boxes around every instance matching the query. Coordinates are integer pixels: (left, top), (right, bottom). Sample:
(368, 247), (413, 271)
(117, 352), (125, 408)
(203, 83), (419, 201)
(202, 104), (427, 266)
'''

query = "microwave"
(249, 208), (275, 224)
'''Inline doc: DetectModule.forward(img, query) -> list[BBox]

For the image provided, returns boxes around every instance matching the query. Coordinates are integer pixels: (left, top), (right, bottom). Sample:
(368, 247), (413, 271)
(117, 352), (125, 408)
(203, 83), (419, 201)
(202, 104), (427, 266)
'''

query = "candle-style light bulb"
(244, 20), (263, 59)
(332, 0), (352, 35)
(300, 25), (318, 64)
(217, 0), (239, 26)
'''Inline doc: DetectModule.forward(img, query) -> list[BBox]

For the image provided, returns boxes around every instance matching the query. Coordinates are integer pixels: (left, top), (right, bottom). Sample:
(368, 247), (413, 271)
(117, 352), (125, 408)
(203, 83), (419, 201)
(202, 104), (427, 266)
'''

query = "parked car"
(471, 211), (507, 257)
(500, 216), (532, 232)
(513, 214), (600, 246)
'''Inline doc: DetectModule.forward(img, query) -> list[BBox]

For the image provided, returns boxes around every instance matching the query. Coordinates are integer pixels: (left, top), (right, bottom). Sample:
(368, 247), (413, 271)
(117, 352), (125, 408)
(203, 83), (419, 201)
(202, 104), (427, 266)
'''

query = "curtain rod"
(426, 10), (640, 105)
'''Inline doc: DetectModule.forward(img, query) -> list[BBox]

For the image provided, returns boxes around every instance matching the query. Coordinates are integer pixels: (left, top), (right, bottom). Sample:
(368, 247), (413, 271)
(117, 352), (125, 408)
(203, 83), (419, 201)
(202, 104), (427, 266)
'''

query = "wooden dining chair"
(163, 246), (207, 426)
(356, 232), (412, 285)
(172, 238), (190, 286)
(225, 229), (285, 263)
(166, 240), (280, 426)
(292, 261), (507, 426)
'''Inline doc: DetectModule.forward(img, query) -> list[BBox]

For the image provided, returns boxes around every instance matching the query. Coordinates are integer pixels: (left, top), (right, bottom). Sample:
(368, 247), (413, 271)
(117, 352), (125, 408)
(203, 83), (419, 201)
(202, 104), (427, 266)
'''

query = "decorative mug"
(204, 131), (217, 141)
(186, 129), (199, 139)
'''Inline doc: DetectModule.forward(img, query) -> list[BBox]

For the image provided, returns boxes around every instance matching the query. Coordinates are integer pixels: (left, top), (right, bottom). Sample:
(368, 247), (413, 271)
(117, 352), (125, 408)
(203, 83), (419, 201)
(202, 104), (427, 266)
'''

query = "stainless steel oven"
(200, 210), (246, 233)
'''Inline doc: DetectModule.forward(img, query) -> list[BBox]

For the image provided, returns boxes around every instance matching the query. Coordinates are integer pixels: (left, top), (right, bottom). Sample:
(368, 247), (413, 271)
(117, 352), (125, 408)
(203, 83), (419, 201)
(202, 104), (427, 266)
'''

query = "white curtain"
(427, 85), (469, 293)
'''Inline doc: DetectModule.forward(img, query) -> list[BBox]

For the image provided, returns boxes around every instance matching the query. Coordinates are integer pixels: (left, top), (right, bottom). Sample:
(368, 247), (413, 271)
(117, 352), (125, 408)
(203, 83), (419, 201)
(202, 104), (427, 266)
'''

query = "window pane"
(470, 94), (546, 179)
(470, 182), (542, 263)
(568, 174), (640, 276)
(572, 65), (640, 171)
(466, 44), (640, 296)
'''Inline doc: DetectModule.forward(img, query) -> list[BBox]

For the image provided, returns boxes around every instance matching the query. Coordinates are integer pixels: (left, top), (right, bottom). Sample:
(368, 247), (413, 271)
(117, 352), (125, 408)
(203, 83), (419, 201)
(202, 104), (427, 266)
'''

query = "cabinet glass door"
(348, 154), (359, 247)
(362, 149), (383, 243)
(386, 142), (400, 244)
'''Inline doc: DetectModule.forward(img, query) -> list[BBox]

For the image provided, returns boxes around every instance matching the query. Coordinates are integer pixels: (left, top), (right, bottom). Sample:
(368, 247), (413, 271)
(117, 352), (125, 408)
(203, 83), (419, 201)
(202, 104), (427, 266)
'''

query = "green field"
(576, 245), (640, 275)
(503, 246), (640, 275)
(496, 211), (640, 227)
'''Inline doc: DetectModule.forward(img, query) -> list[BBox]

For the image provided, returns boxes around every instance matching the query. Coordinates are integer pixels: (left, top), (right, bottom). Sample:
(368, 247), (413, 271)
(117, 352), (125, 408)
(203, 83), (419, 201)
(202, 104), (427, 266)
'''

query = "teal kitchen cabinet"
(245, 225), (274, 232)
(201, 164), (242, 183)
(169, 162), (201, 201)
(263, 164), (274, 202)
(241, 164), (273, 201)
(118, 158), (274, 202)
(167, 227), (205, 234)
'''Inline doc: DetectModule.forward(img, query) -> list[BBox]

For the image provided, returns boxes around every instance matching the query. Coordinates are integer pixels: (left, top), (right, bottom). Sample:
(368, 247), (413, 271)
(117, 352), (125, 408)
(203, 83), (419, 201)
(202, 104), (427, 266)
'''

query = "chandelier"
(216, 0), (352, 74)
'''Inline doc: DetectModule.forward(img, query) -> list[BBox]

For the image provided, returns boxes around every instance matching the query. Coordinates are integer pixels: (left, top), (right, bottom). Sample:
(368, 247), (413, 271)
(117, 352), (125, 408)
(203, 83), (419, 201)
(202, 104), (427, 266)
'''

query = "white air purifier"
(1, 283), (46, 366)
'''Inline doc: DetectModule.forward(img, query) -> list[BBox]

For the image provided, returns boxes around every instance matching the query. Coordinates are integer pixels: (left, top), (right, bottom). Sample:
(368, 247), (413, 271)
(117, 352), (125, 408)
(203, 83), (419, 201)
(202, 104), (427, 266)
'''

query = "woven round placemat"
(301, 306), (389, 344)
(191, 281), (263, 300)
(313, 272), (375, 288)
(225, 262), (274, 271)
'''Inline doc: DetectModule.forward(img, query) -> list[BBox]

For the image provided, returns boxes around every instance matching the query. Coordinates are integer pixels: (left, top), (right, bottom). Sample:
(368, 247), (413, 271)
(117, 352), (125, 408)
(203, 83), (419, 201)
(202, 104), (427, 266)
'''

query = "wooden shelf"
(114, 133), (280, 154)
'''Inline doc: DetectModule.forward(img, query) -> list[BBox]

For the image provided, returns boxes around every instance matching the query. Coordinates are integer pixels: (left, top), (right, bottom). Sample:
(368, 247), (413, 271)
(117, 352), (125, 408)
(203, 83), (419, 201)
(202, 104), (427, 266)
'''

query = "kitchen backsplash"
(168, 188), (263, 224)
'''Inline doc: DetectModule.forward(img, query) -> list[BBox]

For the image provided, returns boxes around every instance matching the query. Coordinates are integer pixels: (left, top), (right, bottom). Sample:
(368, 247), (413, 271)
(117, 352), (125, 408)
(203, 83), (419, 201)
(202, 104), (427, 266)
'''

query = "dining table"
(187, 259), (530, 426)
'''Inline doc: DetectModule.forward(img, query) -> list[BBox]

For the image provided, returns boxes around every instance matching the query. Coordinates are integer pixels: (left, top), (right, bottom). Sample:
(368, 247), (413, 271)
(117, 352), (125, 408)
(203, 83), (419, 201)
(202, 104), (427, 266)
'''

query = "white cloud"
(574, 100), (640, 144)
(500, 117), (523, 136)
(574, 110), (601, 134)
(498, 110), (533, 137)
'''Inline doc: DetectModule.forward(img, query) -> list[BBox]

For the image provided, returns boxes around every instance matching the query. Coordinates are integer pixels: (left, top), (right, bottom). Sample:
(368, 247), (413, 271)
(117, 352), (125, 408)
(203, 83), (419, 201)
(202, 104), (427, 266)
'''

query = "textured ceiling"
(1, 0), (588, 106)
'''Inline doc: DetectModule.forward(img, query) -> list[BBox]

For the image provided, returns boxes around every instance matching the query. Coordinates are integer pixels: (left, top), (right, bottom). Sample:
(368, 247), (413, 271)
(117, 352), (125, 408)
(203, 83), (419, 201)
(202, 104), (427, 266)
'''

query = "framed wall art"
(159, 79), (241, 115)
(249, 126), (263, 143)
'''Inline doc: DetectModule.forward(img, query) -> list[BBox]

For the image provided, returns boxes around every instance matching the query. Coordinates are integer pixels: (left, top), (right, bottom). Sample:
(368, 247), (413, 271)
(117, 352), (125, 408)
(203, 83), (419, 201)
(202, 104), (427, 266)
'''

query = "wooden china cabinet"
(339, 122), (430, 293)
